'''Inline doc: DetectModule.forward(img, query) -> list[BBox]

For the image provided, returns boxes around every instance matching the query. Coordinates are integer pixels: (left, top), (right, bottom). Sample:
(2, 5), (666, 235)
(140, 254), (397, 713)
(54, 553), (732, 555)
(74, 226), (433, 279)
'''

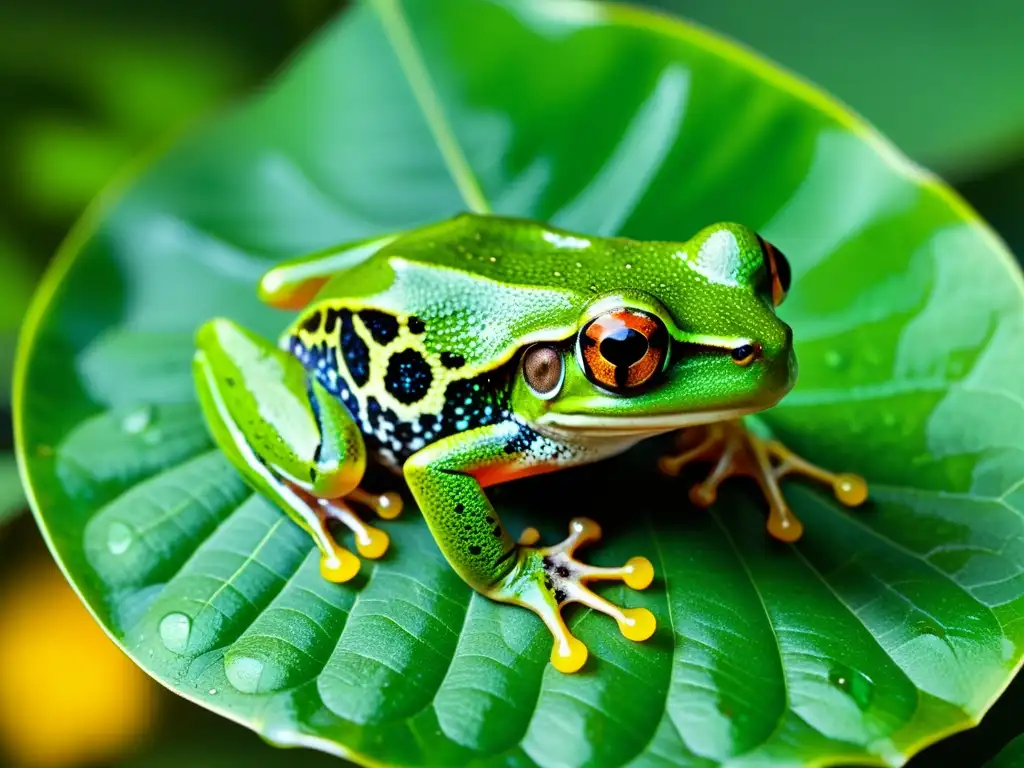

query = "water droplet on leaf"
(824, 350), (846, 370)
(159, 613), (191, 654)
(829, 665), (874, 709)
(122, 407), (153, 434)
(106, 522), (134, 555)
(226, 656), (266, 694)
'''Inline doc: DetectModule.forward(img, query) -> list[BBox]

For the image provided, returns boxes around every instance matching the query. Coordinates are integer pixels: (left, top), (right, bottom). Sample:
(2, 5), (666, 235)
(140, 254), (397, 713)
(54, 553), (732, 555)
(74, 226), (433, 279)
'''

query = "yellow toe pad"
(550, 635), (588, 674)
(320, 549), (361, 583)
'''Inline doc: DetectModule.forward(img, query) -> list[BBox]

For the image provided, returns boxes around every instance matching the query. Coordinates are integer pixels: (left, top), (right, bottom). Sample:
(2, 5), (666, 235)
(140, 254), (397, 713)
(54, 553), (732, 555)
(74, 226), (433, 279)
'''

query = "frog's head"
(510, 222), (796, 440)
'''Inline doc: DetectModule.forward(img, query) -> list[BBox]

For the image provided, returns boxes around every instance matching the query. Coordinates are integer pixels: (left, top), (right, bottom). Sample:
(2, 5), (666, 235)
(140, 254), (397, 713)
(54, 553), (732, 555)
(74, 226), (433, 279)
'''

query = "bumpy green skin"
(192, 213), (795, 612)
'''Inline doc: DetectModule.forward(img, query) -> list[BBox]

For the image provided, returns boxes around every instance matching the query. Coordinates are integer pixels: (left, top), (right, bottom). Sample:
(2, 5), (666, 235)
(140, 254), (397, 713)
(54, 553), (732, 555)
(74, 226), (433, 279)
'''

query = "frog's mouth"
(533, 406), (762, 439)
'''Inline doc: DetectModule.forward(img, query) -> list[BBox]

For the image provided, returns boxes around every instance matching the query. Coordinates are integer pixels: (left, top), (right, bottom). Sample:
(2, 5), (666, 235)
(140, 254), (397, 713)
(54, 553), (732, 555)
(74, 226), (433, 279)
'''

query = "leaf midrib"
(373, 0), (492, 215)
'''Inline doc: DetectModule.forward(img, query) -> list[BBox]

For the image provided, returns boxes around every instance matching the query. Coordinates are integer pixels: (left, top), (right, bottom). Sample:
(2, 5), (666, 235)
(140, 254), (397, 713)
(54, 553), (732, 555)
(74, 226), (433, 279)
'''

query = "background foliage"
(2, 0), (1023, 766)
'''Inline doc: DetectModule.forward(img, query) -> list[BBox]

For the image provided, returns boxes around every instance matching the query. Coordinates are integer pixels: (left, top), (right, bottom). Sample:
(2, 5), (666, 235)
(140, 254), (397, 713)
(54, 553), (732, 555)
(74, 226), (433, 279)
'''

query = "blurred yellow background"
(0, 0), (1021, 766)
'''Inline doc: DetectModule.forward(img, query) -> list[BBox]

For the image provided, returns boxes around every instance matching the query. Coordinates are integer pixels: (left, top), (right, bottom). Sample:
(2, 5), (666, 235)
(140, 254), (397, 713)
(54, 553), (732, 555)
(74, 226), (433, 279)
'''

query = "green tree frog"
(192, 214), (867, 674)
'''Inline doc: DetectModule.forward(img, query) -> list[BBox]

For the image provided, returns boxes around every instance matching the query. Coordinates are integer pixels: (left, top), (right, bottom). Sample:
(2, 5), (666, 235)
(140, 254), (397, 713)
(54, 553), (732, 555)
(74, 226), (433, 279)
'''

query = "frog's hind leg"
(404, 422), (655, 674)
(193, 318), (401, 584)
(658, 420), (868, 541)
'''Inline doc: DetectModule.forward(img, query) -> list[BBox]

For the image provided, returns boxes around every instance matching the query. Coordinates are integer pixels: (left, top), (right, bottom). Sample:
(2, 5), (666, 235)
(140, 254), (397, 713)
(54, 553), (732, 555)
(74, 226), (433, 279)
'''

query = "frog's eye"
(523, 344), (565, 399)
(757, 235), (792, 306)
(578, 309), (668, 393)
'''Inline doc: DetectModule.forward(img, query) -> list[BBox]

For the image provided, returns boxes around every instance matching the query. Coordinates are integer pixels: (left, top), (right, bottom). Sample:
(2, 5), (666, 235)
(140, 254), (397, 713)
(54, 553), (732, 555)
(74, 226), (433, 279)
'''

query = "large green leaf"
(640, 0), (1024, 177)
(16, 0), (1024, 765)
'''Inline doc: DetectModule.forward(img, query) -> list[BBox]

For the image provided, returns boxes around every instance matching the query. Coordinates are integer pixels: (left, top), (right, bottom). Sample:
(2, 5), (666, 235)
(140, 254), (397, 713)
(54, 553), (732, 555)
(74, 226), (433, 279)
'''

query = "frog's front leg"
(193, 319), (402, 583)
(658, 420), (868, 541)
(404, 421), (655, 674)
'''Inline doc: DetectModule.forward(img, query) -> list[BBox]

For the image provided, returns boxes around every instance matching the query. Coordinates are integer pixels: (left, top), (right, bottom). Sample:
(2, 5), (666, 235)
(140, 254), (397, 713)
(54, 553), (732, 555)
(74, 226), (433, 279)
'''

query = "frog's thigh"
(193, 318), (366, 492)
(193, 318), (375, 581)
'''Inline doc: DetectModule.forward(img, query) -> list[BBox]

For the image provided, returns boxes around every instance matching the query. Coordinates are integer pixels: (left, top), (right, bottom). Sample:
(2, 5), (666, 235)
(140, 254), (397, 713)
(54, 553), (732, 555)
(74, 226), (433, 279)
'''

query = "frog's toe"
(659, 421), (869, 542)
(318, 498), (392, 561)
(348, 488), (404, 520)
(493, 517), (657, 674)
(320, 546), (361, 583)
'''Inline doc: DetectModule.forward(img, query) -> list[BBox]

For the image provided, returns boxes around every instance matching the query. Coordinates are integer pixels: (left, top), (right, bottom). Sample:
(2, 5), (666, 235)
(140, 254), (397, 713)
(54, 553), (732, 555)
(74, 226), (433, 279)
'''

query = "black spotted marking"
(469, 544), (482, 556)
(485, 516), (494, 524)
(360, 310), (400, 345)
(554, 588), (567, 603)
(225, 377), (236, 387)
(492, 526), (503, 538)
(385, 348), (433, 404)
(300, 355), (515, 471)
(556, 565), (570, 578)
(440, 351), (465, 369)
(339, 309), (370, 387)
(544, 578), (553, 590)
(309, 467), (318, 482)
(408, 316), (426, 334)
(300, 310), (322, 334)
(324, 307), (344, 335)
(455, 503), (465, 514)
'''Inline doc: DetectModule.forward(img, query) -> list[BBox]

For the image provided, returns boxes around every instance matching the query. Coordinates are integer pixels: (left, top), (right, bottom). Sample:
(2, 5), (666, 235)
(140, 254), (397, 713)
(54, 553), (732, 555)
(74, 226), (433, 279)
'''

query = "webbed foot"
(658, 420), (867, 541)
(490, 517), (655, 673)
(309, 488), (404, 583)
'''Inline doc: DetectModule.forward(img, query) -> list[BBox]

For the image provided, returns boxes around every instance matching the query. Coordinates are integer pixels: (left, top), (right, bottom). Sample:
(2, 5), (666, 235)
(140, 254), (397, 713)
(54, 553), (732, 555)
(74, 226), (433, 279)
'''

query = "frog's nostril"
(599, 328), (649, 367)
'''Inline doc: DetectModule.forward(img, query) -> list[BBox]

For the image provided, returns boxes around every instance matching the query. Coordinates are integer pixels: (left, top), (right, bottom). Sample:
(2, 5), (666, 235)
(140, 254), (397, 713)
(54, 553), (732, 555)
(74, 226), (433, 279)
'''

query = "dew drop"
(824, 350), (846, 370)
(122, 407), (153, 434)
(106, 522), (134, 555)
(829, 665), (874, 709)
(226, 656), (265, 694)
(159, 613), (191, 654)
(209, 688), (217, 695)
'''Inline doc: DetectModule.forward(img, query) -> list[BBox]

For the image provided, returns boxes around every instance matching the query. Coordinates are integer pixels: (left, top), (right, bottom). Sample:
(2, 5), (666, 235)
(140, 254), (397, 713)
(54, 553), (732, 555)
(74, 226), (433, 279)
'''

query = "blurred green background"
(0, 0), (1021, 766)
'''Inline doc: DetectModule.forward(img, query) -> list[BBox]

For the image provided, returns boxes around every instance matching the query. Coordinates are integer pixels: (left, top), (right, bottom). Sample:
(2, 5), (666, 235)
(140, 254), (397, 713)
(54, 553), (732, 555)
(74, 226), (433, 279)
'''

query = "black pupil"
(732, 344), (755, 361)
(600, 327), (649, 367)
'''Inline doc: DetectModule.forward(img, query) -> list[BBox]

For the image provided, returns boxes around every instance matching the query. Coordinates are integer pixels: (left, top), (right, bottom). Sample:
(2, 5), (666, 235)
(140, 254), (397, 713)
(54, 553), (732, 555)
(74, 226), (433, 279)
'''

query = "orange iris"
(579, 309), (667, 392)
